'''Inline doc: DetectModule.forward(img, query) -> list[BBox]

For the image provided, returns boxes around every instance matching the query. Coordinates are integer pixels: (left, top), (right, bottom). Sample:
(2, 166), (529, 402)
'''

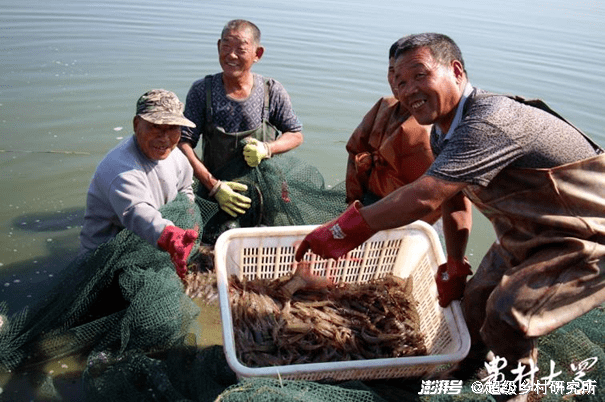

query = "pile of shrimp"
(229, 265), (427, 368)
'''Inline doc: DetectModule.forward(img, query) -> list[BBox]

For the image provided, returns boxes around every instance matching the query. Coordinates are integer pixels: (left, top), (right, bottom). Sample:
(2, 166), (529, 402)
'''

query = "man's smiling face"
(394, 46), (465, 133)
(134, 116), (181, 160)
(218, 28), (262, 80)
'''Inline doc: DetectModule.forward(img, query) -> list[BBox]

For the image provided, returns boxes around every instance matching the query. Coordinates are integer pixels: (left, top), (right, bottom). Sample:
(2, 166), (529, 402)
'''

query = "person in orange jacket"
(345, 39), (438, 227)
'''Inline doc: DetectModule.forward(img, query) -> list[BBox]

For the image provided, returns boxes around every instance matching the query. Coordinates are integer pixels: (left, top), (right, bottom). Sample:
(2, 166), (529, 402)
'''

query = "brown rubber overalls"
(461, 97), (605, 366)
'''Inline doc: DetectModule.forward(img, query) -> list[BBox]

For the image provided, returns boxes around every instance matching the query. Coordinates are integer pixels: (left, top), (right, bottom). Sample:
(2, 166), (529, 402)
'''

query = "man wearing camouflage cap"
(80, 89), (198, 279)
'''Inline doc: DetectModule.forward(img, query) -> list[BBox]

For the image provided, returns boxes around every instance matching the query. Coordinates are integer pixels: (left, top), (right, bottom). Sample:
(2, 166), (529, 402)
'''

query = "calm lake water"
(0, 0), (604, 399)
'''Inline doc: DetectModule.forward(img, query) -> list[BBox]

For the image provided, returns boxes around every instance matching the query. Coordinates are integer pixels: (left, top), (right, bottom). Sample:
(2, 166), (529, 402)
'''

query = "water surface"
(0, 1), (604, 397)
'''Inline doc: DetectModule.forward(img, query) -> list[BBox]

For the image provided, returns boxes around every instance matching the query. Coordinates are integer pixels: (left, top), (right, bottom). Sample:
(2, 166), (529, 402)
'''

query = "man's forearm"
(266, 131), (303, 155)
(178, 141), (218, 190)
(442, 191), (472, 261)
(360, 175), (467, 232)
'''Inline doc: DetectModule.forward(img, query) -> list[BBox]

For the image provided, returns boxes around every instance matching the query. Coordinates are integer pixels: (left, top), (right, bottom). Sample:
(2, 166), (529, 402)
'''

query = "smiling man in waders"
(179, 19), (303, 240)
(295, 33), (605, 402)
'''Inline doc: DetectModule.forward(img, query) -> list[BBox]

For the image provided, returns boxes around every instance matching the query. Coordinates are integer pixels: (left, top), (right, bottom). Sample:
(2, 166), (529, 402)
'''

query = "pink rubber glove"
(435, 256), (472, 307)
(295, 201), (376, 261)
(157, 226), (198, 280)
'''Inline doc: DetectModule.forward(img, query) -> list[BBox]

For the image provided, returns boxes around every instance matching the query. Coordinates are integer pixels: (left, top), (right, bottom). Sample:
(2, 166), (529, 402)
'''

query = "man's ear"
(452, 60), (465, 84)
(255, 46), (265, 62)
(133, 116), (140, 132)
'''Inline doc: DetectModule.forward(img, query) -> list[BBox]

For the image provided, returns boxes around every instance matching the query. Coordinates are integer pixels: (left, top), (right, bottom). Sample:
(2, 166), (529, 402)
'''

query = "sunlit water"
(0, 0), (604, 398)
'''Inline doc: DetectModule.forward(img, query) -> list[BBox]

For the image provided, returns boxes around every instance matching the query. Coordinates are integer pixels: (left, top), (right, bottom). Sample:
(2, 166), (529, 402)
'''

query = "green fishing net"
(1, 153), (604, 402)
(0, 191), (206, 373)
(200, 152), (347, 244)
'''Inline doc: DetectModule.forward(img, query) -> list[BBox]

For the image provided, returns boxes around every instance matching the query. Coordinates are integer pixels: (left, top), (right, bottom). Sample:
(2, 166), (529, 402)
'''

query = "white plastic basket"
(215, 221), (470, 381)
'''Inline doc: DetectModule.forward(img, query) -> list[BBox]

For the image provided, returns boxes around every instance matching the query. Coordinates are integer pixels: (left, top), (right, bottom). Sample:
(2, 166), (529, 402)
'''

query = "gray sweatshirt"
(79, 135), (194, 254)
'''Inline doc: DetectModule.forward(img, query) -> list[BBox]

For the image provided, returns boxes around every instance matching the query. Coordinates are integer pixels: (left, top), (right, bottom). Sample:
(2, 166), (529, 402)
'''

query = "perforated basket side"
(296, 232), (408, 285)
(392, 224), (467, 359)
(411, 253), (455, 354)
(225, 226), (414, 284)
(240, 243), (296, 281)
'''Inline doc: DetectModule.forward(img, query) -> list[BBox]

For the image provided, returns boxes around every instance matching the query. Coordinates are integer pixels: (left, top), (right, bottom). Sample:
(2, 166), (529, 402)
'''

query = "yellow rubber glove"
(243, 138), (271, 167)
(210, 180), (252, 217)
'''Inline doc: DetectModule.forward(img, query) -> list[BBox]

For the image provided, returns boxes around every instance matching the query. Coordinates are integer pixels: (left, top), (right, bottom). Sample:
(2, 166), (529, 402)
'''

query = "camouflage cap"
(135, 89), (195, 128)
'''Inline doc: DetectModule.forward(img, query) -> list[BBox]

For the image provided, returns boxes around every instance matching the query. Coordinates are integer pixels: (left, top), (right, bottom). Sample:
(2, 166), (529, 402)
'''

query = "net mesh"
(0, 192), (206, 372)
(200, 153), (347, 244)
(215, 378), (387, 402)
(0, 154), (603, 402)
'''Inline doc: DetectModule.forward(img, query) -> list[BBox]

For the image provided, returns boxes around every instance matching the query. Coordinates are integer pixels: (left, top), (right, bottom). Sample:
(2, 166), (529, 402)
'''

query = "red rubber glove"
(295, 201), (376, 261)
(435, 256), (472, 307)
(157, 225), (198, 280)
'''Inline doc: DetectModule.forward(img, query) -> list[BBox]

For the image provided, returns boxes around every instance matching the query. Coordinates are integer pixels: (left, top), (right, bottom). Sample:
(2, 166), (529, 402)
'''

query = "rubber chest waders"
(200, 75), (280, 174)
(462, 95), (605, 365)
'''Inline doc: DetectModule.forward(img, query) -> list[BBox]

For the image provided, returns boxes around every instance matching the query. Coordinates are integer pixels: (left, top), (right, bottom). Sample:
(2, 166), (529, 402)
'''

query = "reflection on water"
(1, 0), (604, 400)
(11, 208), (84, 233)
(1, 361), (85, 402)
